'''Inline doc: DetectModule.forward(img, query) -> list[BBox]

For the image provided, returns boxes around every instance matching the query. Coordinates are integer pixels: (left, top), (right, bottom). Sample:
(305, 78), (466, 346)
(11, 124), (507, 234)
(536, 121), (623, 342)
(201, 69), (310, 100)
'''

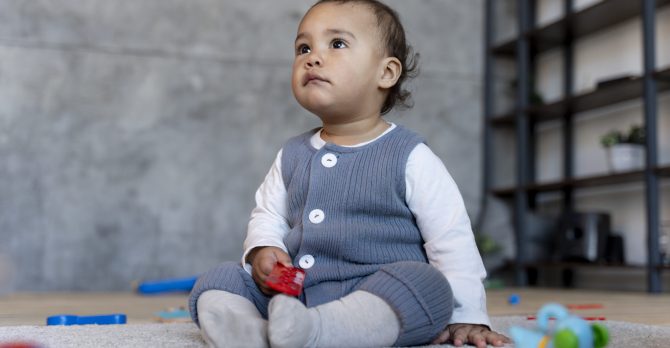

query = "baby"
(189, 1), (510, 347)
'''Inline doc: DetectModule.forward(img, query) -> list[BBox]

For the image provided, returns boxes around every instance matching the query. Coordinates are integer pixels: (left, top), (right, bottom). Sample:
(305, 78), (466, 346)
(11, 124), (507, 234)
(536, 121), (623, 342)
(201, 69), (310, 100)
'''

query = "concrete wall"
(0, 0), (487, 291)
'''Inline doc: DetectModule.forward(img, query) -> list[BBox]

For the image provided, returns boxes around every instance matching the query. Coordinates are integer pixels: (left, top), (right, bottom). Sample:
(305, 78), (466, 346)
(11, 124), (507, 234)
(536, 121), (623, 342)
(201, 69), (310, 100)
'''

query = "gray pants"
(189, 261), (453, 346)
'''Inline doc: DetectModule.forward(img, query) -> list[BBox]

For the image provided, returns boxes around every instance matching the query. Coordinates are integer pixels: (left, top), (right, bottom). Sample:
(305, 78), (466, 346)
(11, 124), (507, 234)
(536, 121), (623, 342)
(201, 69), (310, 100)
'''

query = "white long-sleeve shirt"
(242, 123), (490, 327)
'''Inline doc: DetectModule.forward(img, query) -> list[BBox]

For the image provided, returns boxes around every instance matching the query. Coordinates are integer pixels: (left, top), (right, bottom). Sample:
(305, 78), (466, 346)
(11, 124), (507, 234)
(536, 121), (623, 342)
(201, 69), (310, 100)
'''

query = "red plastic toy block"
(265, 262), (305, 296)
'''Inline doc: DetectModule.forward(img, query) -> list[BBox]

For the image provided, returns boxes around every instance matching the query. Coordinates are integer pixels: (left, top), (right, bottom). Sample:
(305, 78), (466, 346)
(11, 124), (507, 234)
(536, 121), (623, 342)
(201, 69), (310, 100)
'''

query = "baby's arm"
(243, 150), (292, 290)
(405, 144), (508, 346)
(406, 144), (489, 324)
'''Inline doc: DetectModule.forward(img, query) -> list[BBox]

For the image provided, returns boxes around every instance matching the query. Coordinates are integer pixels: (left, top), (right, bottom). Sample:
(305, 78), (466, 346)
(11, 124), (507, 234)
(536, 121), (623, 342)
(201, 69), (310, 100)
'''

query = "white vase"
(606, 144), (645, 172)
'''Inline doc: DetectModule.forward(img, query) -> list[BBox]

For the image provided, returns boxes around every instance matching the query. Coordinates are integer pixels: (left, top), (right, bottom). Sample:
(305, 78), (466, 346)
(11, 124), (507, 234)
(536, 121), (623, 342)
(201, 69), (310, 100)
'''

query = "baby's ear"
(378, 57), (402, 89)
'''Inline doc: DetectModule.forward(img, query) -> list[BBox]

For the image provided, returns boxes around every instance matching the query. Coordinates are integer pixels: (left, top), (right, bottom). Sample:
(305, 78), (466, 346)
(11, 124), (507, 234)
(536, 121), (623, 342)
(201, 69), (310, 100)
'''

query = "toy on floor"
(155, 307), (191, 323)
(0, 343), (42, 348)
(265, 262), (305, 296)
(47, 314), (127, 326)
(527, 316), (606, 321)
(0, 342), (42, 348)
(510, 303), (608, 348)
(135, 276), (198, 294)
(508, 293), (521, 305)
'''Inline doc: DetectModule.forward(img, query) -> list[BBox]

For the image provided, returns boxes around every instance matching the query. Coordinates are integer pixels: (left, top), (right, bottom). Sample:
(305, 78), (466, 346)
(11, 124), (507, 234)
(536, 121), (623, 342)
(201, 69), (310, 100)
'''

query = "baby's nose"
(306, 53), (322, 67)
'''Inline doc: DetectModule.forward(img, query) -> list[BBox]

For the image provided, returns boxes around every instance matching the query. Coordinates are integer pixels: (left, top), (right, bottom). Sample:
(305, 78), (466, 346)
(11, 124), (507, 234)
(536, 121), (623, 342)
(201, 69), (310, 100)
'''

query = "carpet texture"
(1, 317), (668, 347)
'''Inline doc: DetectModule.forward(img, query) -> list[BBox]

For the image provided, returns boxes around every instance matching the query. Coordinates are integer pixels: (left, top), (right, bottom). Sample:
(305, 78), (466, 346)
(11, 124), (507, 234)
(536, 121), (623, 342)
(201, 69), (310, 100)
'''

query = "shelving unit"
(483, 0), (668, 292)
(491, 67), (670, 126)
(492, 165), (670, 197)
(492, 0), (670, 56)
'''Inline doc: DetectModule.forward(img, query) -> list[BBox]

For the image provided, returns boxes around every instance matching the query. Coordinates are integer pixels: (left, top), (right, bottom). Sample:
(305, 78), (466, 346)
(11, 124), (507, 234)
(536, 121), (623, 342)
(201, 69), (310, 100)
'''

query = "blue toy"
(508, 293), (521, 305)
(136, 276), (197, 294)
(47, 314), (127, 326)
(510, 303), (609, 348)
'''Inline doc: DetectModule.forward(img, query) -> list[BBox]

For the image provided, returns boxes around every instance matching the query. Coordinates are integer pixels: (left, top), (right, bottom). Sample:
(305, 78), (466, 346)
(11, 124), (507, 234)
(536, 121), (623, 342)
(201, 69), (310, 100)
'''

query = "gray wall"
(0, 0), (489, 291)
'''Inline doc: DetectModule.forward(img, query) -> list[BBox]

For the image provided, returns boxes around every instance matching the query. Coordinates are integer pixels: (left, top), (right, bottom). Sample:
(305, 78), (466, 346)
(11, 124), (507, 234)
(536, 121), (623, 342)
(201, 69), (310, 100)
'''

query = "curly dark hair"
(311, 0), (420, 115)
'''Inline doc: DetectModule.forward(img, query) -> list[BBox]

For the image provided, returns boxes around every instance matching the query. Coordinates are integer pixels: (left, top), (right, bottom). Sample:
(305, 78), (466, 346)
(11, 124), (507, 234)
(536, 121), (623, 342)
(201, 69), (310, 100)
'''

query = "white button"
(309, 209), (325, 224)
(321, 153), (337, 168)
(299, 254), (315, 269)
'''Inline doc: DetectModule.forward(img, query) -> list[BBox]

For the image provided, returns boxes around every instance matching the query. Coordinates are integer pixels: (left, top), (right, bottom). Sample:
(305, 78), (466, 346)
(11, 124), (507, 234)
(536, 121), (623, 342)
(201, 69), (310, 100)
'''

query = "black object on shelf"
(605, 235), (626, 265)
(555, 212), (611, 263)
(596, 74), (638, 89)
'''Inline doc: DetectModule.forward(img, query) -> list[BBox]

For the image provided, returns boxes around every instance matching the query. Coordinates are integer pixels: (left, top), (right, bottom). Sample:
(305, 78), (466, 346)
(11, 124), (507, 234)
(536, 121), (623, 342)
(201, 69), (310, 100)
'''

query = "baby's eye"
(296, 44), (311, 55)
(331, 39), (347, 49)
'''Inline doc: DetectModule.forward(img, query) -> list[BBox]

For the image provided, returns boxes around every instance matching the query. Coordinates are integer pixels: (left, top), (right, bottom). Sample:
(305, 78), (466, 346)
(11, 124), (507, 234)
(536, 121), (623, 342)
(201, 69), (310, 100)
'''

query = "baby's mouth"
(303, 73), (329, 86)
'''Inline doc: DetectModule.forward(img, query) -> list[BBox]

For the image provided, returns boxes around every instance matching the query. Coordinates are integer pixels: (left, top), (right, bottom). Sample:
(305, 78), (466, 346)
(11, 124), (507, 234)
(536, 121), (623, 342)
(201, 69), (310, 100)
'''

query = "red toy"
(265, 262), (305, 296)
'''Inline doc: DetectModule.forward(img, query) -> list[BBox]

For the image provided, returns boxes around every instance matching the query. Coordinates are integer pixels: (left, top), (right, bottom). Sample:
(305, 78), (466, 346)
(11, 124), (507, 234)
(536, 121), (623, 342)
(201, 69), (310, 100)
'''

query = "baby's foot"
(268, 295), (319, 348)
(197, 290), (269, 348)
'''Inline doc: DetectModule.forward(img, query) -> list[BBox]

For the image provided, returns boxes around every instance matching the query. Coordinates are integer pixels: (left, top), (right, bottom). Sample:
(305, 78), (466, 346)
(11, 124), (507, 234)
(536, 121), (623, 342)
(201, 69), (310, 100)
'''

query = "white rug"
(1, 317), (669, 347)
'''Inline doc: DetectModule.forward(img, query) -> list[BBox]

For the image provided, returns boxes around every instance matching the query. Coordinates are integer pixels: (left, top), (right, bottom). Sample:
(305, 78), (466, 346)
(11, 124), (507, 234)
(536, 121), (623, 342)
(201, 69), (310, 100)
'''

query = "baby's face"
(292, 2), (386, 120)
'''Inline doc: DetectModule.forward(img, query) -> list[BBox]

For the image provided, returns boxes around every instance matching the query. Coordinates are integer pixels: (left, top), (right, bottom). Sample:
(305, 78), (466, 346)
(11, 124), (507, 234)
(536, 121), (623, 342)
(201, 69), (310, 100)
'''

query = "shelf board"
(491, 186), (515, 197)
(531, 75), (645, 122)
(492, 0), (670, 56)
(491, 165), (670, 198)
(490, 112), (514, 126)
(489, 67), (670, 126)
(513, 261), (670, 271)
(518, 261), (641, 269)
(657, 67), (670, 82)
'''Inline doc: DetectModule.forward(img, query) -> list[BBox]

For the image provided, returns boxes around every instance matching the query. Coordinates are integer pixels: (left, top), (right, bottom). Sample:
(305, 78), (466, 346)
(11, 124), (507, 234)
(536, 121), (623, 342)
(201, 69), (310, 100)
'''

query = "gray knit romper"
(189, 126), (454, 346)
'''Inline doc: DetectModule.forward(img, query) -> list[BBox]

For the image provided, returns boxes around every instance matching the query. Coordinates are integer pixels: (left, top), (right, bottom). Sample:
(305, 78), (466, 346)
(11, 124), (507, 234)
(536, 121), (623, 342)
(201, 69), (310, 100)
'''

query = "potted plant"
(600, 125), (646, 172)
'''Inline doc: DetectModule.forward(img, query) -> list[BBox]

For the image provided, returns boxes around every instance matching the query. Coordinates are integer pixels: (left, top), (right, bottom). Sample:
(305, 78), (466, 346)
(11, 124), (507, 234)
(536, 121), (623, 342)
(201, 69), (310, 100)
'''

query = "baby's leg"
(189, 262), (271, 348)
(198, 290), (268, 348)
(268, 291), (399, 348)
(357, 261), (454, 346)
(268, 261), (453, 347)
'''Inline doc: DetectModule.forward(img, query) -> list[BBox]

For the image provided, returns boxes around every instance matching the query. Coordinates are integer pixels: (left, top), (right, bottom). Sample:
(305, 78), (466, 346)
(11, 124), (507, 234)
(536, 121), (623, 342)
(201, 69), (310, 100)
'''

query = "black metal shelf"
(658, 67), (670, 82)
(484, 0), (665, 292)
(491, 67), (670, 126)
(516, 261), (670, 271)
(492, 165), (670, 198)
(493, 0), (670, 56)
(518, 261), (638, 269)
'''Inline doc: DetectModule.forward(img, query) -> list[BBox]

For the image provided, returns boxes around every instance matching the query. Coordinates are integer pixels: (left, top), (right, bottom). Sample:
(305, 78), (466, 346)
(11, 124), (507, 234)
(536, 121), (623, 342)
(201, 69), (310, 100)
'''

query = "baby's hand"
(246, 246), (292, 295)
(432, 323), (510, 348)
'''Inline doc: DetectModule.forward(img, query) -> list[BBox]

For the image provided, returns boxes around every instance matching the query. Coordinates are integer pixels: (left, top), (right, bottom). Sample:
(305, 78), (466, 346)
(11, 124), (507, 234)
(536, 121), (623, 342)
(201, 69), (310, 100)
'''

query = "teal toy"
(510, 303), (609, 348)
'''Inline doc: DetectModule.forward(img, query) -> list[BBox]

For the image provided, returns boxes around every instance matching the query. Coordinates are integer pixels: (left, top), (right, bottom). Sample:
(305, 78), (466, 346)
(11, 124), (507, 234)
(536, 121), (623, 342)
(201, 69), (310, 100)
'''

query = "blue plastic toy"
(510, 303), (608, 348)
(47, 314), (127, 326)
(136, 276), (197, 294)
(508, 293), (521, 305)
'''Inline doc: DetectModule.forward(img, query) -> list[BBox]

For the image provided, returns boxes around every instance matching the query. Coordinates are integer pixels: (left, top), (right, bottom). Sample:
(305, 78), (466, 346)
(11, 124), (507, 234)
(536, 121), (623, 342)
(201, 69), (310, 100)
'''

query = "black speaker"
(556, 212), (611, 263)
(605, 234), (625, 264)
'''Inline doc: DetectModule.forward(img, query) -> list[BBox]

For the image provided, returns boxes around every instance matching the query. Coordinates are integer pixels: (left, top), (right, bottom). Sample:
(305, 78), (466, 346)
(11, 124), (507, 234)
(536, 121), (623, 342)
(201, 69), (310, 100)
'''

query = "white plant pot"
(606, 144), (645, 172)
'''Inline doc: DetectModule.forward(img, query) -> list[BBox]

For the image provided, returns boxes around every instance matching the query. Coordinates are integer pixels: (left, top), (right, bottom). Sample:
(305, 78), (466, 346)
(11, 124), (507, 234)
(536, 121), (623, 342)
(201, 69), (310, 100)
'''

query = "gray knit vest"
(281, 125), (429, 304)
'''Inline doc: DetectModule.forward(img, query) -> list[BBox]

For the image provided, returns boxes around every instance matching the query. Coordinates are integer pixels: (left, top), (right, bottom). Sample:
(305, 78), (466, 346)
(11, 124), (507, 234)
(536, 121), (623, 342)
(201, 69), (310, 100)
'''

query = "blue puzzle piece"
(47, 314), (127, 326)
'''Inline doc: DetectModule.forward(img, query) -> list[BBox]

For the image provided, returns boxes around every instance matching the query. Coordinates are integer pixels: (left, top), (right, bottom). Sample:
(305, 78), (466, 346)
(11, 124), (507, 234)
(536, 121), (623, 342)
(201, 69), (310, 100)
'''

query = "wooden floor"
(0, 288), (668, 327)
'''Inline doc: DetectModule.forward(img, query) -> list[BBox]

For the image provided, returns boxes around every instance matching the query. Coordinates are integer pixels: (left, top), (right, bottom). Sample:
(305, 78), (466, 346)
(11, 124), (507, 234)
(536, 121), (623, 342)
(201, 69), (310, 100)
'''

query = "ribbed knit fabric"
(281, 125), (429, 307)
(358, 261), (454, 346)
(189, 262), (270, 326)
(189, 126), (455, 345)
